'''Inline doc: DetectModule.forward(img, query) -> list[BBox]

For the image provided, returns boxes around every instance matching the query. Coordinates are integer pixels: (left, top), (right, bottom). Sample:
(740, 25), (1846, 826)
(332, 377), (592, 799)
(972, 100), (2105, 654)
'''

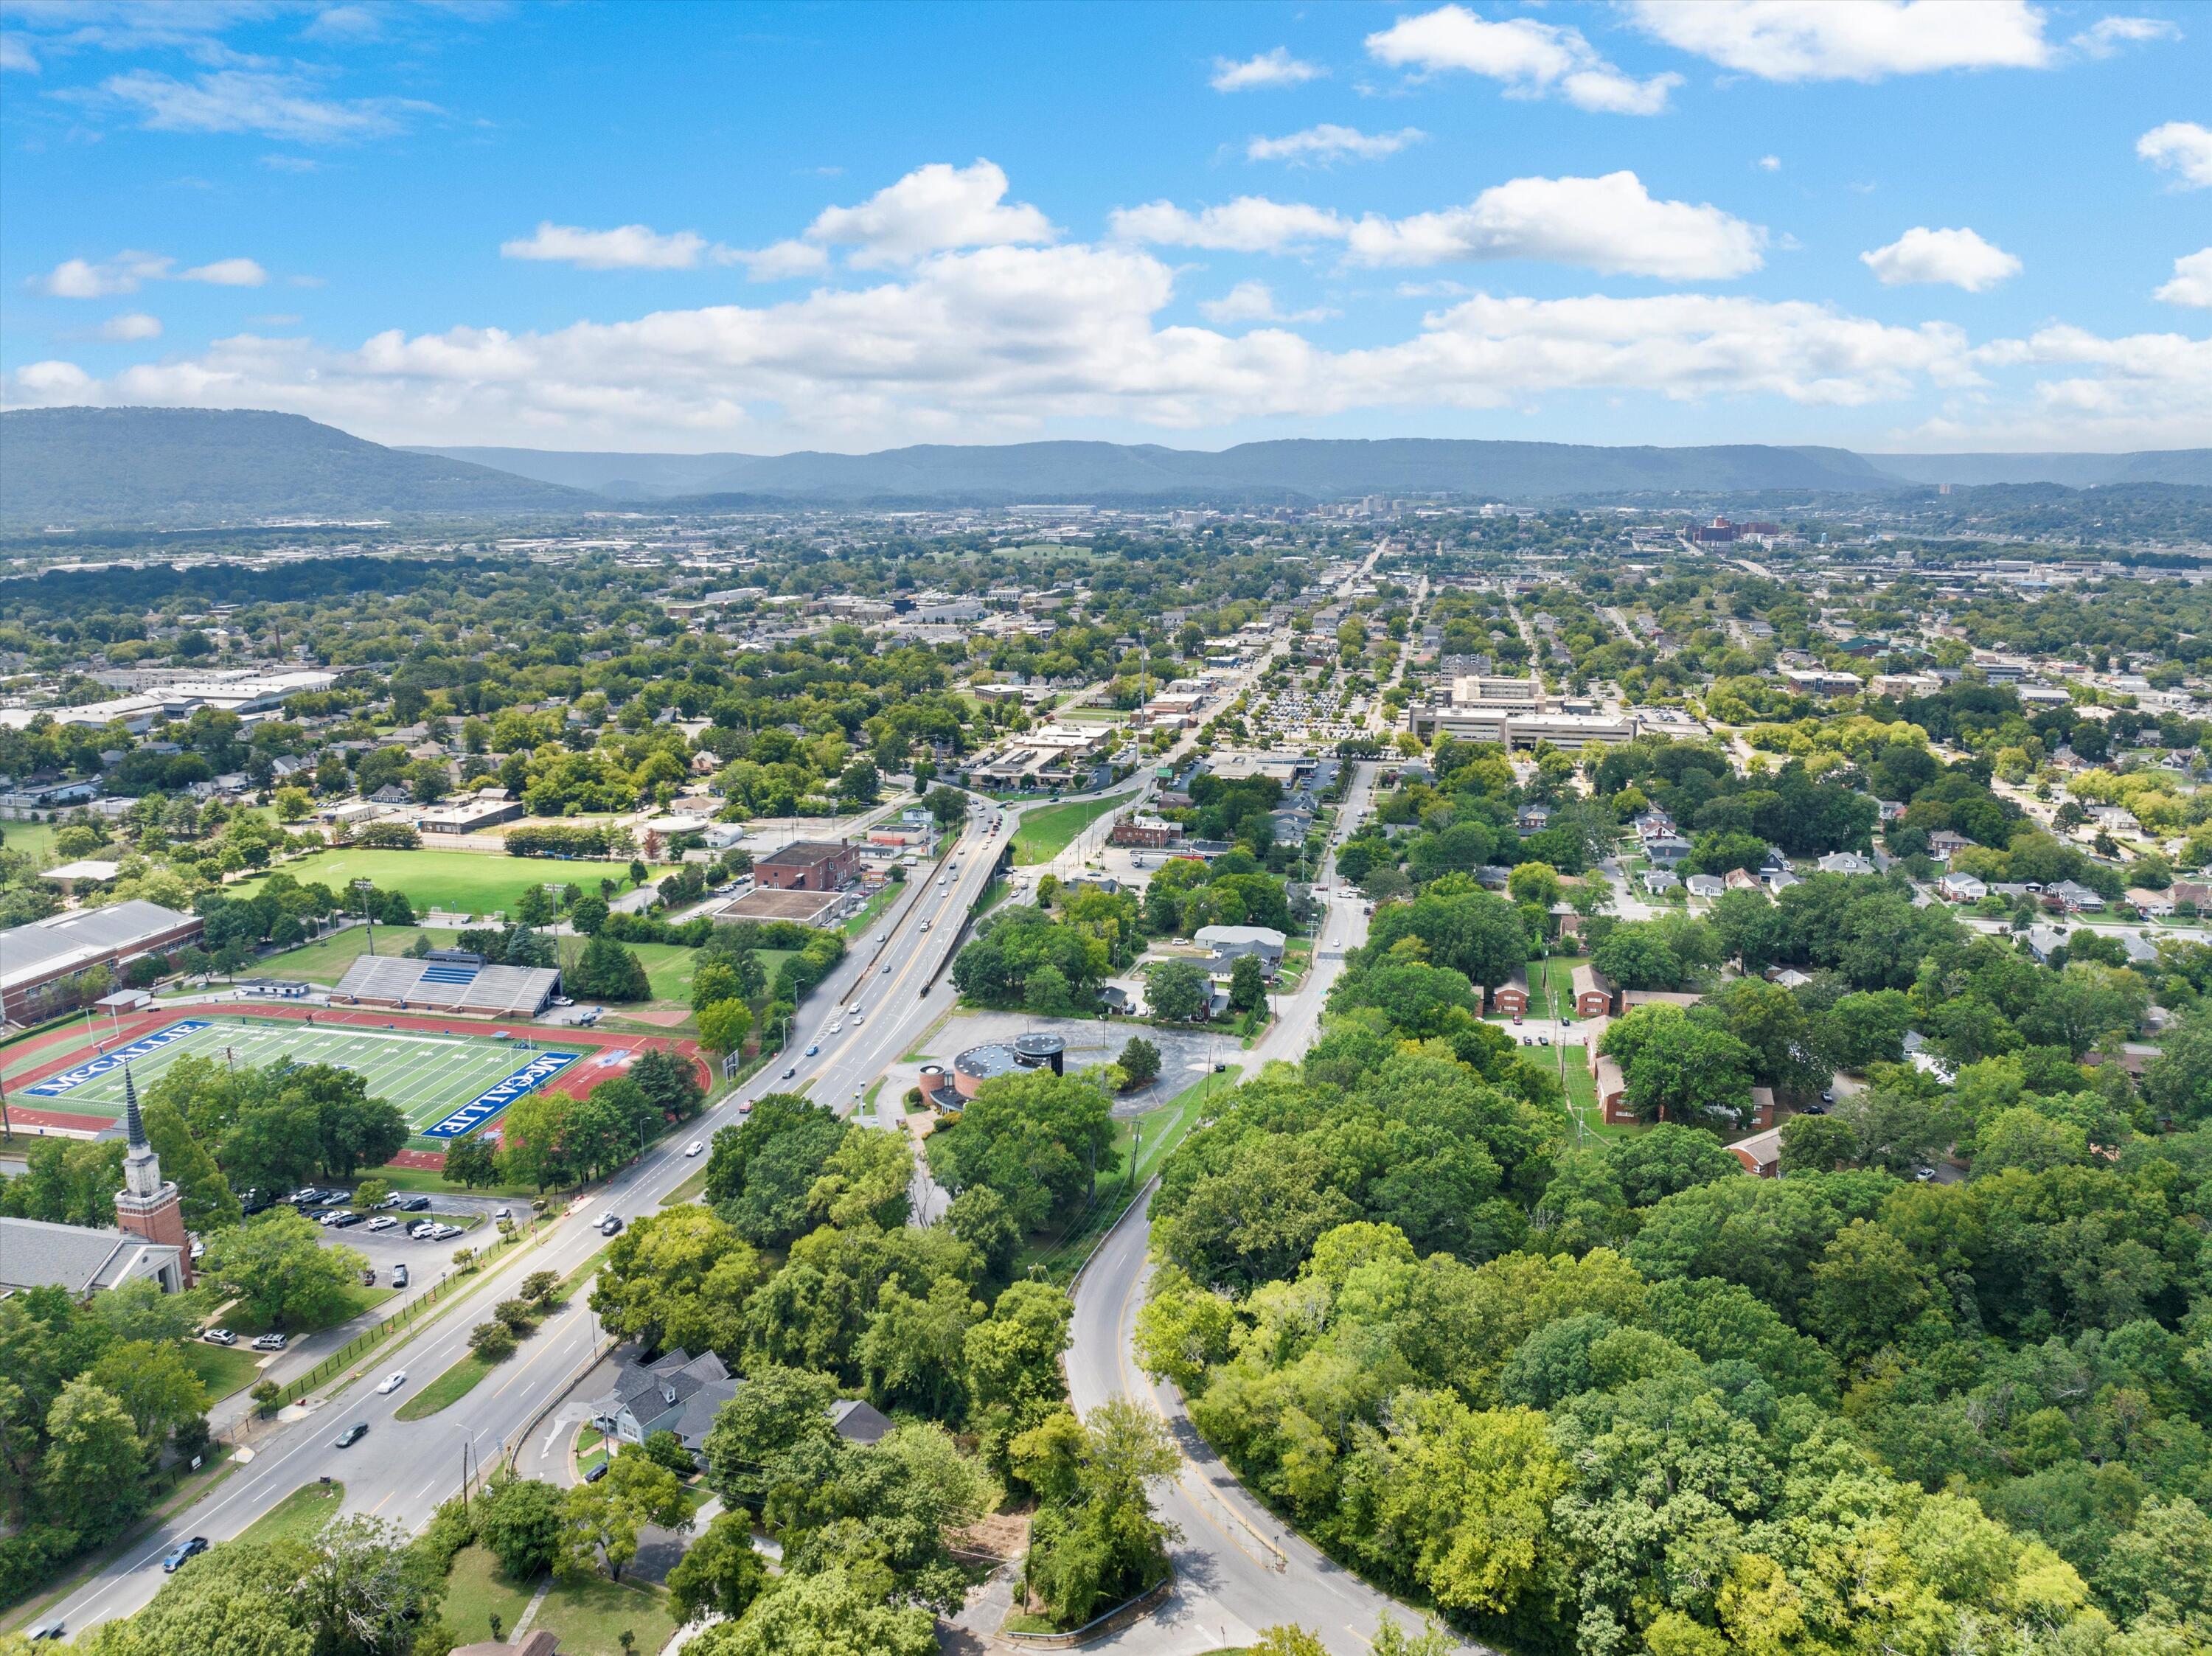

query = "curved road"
(1063, 762), (1472, 1655)
(30, 793), (1025, 1643)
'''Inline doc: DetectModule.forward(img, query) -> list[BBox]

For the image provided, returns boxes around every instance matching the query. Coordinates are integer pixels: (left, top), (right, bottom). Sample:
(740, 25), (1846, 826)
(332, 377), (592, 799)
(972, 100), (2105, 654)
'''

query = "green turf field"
(237, 847), (675, 919)
(15, 1015), (577, 1138)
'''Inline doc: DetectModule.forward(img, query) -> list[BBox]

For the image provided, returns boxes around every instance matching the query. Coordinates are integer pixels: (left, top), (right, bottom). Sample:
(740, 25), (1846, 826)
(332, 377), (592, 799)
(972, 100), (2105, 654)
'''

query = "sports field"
(12, 1015), (582, 1142)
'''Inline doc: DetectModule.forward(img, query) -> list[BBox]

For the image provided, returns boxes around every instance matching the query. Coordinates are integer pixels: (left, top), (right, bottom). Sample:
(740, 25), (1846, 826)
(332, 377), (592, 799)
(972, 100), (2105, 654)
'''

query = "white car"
(828, 1020), (844, 1034)
(365, 1215), (397, 1231)
(375, 1371), (407, 1395)
(684, 1140), (704, 1157)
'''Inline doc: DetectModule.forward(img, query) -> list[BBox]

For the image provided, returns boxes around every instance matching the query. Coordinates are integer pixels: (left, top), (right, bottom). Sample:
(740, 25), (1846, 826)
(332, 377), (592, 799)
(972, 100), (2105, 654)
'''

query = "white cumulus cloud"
(1624, 0), (2052, 81)
(1247, 125), (1424, 165)
(2071, 15), (2180, 57)
(1860, 226), (2022, 291)
(96, 312), (162, 341)
(181, 257), (267, 287)
(2156, 248), (2212, 308)
(1366, 7), (1680, 115)
(1210, 48), (1324, 91)
(32, 250), (270, 297)
(1197, 280), (1335, 325)
(800, 160), (1055, 267)
(1110, 196), (1351, 254)
(2139, 121), (2212, 188)
(501, 223), (710, 271)
(1117, 173), (1765, 280)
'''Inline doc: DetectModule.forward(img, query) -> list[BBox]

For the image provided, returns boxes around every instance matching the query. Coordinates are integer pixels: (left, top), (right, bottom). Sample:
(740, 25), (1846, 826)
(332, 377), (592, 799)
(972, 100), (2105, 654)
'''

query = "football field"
(13, 1015), (583, 1142)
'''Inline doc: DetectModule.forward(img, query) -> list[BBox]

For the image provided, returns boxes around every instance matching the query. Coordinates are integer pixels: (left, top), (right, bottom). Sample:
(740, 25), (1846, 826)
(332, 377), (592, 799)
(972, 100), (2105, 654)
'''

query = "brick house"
(1489, 968), (1530, 1017)
(1571, 963), (1616, 1017)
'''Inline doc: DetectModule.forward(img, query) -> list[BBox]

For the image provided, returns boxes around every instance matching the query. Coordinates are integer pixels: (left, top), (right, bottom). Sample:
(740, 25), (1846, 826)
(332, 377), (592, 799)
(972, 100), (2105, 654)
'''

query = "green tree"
(442, 1132), (500, 1189)
(1228, 953), (1267, 1015)
(666, 1511), (771, 1628)
(85, 1340), (208, 1450)
(201, 1208), (366, 1330)
(477, 1476), (565, 1582)
(686, 1565), (936, 1656)
(1146, 959), (1211, 1021)
(558, 1451), (692, 1580)
(697, 998), (754, 1059)
(41, 1378), (147, 1541)
(1116, 1035), (1161, 1090)
(571, 933), (652, 1002)
(691, 957), (741, 1013)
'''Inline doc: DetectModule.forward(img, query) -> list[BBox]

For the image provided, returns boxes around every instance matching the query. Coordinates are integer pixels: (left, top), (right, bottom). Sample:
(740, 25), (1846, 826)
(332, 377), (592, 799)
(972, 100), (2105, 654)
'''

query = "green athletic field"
(16, 1015), (574, 1140)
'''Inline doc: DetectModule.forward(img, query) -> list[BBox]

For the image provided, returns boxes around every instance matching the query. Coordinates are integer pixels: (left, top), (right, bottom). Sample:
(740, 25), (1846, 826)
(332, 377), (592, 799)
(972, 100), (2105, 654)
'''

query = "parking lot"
(270, 1189), (525, 1292)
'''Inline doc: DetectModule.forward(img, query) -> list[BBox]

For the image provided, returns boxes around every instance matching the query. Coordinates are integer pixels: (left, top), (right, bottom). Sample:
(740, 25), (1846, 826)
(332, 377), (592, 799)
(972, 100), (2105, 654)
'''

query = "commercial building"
(717, 887), (847, 928)
(754, 840), (859, 892)
(927, 1032), (1068, 1104)
(1408, 704), (1639, 749)
(416, 796), (526, 835)
(0, 900), (204, 1024)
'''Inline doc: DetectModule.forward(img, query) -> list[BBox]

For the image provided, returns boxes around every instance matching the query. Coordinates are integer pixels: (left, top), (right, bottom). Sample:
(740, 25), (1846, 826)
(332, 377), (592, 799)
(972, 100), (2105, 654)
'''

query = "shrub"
(493, 1298), (538, 1335)
(520, 1270), (561, 1303)
(468, 1322), (518, 1363)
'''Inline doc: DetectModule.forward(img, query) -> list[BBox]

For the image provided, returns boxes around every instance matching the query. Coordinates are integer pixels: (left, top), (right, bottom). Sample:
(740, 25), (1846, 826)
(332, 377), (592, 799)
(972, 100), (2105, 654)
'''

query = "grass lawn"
(237, 1481), (347, 1548)
(661, 1163), (711, 1207)
(842, 885), (900, 937)
(439, 1545), (540, 1648)
(1012, 789), (1136, 867)
(260, 927), (461, 984)
(575, 1425), (610, 1479)
(394, 1353), (495, 1421)
(532, 1572), (677, 1656)
(1560, 1055), (1624, 1141)
(184, 1340), (263, 1402)
(0, 819), (63, 869)
(627, 942), (703, 1005)
(372, 1162), (543, 1200)
(1528, 956), (1582, 1019)
(225, 1282), (397, 1338)
(236, 848), (677, 921)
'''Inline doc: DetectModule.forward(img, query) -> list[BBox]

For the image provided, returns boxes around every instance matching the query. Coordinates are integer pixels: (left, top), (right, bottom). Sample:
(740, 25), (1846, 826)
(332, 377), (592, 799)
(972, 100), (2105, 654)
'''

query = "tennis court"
(13, 1015), (580, 1142)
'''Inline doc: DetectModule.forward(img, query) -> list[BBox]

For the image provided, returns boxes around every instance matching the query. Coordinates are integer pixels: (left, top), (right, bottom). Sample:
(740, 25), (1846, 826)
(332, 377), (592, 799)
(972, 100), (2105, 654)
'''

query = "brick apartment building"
(753, 840), (860, 892)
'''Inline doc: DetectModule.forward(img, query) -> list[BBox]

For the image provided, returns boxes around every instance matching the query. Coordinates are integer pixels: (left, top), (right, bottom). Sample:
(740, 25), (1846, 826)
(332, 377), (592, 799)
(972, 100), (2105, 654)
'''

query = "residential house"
(2126, 888), (2177, 917)
(589, 1346), (891, 1466)
(1571, 963), (1617, 1017)
(1641, 869), (1681, 896)
(1818, 851), (1874, 876)
(1685, 874), (1725, 900)
(1727, 1127), (1784, 1178)
(2048, 880), (2106, 913)
(1645, 835), (1694, 869)
(1489, 968), (1531, 1018)
(1938, 872), (1988, 903)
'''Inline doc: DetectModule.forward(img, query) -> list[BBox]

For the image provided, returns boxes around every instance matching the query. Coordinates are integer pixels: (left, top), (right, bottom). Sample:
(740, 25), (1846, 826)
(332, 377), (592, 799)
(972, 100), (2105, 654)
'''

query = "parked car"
(392, 1264), (409, 1289)
(202, 1328), (237, 1346)
(392, 1194), (432, 1212)
(287, 1188), (324, 1207)
(492, 1207), (512, 1220)
(162, 1537), (209, 1573)
(408, 1222), (438, 1239)
(428, 1223), (463, 1241)
(252, 1333), (288, 1351)
(375, 1371), (407, 1395)
(327, 1211), (364, 1228)
(684, 1141), (704, 1157)
(365, 1215), (397, 1231)
(582, 1461), (610, 1483)
(333, 1422), (369, 1447)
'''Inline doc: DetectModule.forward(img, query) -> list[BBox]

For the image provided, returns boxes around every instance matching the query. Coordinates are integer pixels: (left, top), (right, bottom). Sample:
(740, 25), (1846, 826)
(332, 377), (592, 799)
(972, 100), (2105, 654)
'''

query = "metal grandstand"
(333, 953), (562, 1017)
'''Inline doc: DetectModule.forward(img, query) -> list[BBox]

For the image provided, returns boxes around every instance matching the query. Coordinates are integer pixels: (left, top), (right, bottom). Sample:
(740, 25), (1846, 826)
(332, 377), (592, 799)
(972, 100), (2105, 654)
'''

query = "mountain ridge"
(5, 406), (2207, 527)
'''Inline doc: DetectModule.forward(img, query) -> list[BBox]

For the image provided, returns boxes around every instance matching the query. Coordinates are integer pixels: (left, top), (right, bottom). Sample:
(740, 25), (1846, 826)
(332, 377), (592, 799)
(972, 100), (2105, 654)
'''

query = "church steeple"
(119, 1065), (164, 1203)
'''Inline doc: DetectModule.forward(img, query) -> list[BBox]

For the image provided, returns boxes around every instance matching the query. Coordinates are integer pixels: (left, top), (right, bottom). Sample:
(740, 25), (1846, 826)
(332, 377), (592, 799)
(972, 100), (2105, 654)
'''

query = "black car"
(163, 1537), (209, 1573)
(334, 1422), (369, 1447)
(583, 1460), (610, 1483)
(327, 1211), (364, 1228)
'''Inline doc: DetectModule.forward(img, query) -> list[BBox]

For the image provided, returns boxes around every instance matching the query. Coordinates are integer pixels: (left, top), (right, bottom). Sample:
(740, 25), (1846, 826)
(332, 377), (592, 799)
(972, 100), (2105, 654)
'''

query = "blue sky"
(2, 1), (2208, 455)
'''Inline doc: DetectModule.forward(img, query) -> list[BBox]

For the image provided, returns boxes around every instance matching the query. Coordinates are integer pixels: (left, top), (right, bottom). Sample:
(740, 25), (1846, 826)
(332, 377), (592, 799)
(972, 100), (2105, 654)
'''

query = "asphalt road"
(1062, 763), (1481, 1655)
(36, 796), (1020, 1643)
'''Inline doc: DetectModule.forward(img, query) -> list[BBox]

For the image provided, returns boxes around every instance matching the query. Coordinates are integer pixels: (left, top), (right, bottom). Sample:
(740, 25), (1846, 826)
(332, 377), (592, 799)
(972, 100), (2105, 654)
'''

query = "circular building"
(952, 1043), (1023, 1101)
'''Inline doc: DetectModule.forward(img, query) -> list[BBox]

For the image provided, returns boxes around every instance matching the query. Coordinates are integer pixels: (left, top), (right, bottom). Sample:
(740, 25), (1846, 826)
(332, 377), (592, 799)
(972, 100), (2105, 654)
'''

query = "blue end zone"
(22, 1020), (212, 1097)
(422, 1049), (581, 1139)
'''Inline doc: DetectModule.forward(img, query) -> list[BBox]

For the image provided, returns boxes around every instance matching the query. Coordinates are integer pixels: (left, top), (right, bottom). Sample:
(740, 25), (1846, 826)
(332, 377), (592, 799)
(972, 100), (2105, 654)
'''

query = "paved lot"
(905, 1008), (1233, 1118)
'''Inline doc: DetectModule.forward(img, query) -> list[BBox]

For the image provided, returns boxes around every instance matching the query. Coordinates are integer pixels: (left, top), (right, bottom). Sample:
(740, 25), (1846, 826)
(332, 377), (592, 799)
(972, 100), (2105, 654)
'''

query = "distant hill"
(420, 436), (1899, 503)
(1862, 450), (2212, 488)
(1, 407), (597, 529)
(10, 408), (2205, 526)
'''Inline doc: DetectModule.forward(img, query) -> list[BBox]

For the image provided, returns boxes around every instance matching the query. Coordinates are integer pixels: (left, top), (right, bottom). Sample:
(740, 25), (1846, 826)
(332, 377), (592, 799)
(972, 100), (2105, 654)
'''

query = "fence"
(262, 1220), (549, 1410)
